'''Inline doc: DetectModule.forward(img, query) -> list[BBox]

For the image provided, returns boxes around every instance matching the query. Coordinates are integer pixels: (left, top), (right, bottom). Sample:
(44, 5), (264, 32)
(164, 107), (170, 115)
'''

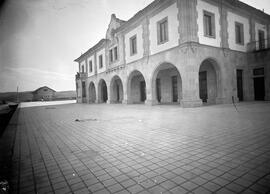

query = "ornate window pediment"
(106, 14), (125, 41)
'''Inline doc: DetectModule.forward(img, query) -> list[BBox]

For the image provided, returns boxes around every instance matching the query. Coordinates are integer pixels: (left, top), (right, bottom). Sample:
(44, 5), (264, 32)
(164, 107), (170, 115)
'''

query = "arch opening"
(88, 82), (96, 103)
(127, 70), (146, 104)
(152, 63), (182, 104)
(98, 79), (108, 103)
(110, 76), (124, 103)
(199, 59), (219, 104)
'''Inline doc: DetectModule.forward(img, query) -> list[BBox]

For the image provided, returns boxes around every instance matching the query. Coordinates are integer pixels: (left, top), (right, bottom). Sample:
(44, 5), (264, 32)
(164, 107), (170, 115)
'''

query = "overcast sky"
(0, 0), (269, 92)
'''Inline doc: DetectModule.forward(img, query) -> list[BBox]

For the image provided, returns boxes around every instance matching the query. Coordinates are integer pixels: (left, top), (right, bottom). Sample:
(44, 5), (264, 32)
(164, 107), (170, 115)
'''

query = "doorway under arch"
(88, 82), (96, 103)
(152, 63), (182, 104)
(110, 76), (124, 103)
(199, 59), (219, 104)
(98, 79), (108, 103)
(127, 70), (146, 104)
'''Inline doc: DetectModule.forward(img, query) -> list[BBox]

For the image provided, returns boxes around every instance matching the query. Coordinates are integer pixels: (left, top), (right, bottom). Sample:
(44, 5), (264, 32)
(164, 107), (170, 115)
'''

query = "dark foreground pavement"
(4, 102), (270, 193)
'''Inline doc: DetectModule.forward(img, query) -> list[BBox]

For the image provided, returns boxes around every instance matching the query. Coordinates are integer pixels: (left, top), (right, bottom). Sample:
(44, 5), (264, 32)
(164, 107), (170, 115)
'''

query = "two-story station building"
(74, 0), (270, 107)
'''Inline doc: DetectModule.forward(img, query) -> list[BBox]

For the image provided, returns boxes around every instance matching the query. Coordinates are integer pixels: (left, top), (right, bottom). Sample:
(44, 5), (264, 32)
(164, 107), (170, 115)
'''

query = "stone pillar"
(179, 47), (202, 108)
(231, 68), (239, 103)
(77, 81), (82, 103)
(265, 24), (270, 100)
(121, 79), (128, 104)
(87, 83), (91, 104)
(265, 60), (270, 101)
(122, 78), (132, 104)
(145, 77), (158, 105)
(220, 7), (229, 48)
(267, 24), (270, 48)
(106, 81), (111, 104)
(142, 18), (150, 57)
(178, 0), (198, 44)
(250, 18), (256, 42)
(181, 73), (202, 107)
(120, 34), (126, 66)
(95, 82), (99, 103)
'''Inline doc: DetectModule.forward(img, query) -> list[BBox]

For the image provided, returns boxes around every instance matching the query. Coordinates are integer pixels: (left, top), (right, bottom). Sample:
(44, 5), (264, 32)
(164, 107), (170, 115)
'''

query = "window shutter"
(211, 14), (215, 37)
(157, 21), (161, 44)
(241, 24), (244, 44)
(203, 13), (207, 36)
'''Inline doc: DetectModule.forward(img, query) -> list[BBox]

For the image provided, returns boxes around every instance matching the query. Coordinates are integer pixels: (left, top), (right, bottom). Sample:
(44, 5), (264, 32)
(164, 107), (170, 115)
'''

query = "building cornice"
(215, 0), (270, 21)
(115, 0), (270, 36)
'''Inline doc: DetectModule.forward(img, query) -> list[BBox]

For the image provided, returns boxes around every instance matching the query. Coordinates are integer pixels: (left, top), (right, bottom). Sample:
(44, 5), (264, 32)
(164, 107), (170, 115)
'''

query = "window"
(203, 10), (215, 38)
(81, 65), (84, 73)
(258, 30), (265, 50)
(82, 81), (86, 97)
(235, 22), (244, 45)
(99, 55), (103, 68)
(109, 49), (113, 62)
(157, 17), (168, 44)
(114, 47), (118, 60)
(89, 60), (93, 73)
(109, 46), (118, 63)
(130, 35), (137, 55)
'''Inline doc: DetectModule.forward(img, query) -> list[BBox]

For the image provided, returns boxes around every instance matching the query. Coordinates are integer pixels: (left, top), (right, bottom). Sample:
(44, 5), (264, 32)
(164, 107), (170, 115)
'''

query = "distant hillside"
(54, 91), (76, 100)
(0, 91), (33, 102)
(0, 90), (76, 103)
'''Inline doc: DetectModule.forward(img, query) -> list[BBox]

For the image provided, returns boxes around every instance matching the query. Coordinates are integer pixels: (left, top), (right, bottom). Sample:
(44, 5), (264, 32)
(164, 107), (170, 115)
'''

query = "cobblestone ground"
(10, 102), (270, 194)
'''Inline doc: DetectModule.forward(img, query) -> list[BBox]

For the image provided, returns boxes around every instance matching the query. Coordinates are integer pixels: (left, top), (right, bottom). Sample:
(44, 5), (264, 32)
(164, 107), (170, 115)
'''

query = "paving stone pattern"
(10, 102), (270, 194)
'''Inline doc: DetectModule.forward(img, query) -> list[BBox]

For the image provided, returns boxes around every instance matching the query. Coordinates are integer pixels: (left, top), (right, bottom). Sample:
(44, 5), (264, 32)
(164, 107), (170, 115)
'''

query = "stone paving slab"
(7, 102), (270, 193)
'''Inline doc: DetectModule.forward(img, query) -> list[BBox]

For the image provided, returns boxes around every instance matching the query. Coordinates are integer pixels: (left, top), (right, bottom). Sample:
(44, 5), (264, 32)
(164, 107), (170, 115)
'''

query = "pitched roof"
(33, 86), (56, 93)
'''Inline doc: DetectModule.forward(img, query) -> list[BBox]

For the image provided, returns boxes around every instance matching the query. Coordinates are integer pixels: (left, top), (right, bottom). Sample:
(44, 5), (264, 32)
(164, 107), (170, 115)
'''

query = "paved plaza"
(6, 102), (270, 193)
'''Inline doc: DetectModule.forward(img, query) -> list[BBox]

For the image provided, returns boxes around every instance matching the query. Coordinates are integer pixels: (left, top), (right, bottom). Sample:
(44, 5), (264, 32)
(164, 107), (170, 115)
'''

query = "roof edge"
(33, 86), (56, 93)
(116, 0), (270, 34)
(74, 39), (107, 63)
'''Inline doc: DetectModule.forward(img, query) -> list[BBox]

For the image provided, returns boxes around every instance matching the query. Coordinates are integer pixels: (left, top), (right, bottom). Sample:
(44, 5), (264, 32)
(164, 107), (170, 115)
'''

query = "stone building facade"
(75, 0), (270, 107)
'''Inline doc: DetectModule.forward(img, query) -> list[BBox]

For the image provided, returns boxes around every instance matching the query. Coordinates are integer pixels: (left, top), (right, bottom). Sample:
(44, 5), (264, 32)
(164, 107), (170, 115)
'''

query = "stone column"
(121, 77), (128, 104)
(231, 68), (239, 103)
(95, 82), (100, 103)
(87, 82), (91, 104)
(267, 24), (270, 48)
(120, 34), (126, 66)
(77, 81), (82, 103)
(265, 59), (270, 101)
(179, 47), (202, 108)
(145, 77), (158, 105)
(106, 80), (111, 104)
(181, 73), (202, 107)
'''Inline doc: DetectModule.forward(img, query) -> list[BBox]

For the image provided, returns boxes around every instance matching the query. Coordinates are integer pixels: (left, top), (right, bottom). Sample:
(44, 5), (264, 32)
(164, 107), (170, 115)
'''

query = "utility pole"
(17, 86), (19, 103)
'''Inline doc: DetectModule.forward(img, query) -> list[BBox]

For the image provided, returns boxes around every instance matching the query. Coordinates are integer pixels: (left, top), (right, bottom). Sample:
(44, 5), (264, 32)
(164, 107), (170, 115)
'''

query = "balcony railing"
(75, 72), (87, 79)
(247, 38), (270, 52)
